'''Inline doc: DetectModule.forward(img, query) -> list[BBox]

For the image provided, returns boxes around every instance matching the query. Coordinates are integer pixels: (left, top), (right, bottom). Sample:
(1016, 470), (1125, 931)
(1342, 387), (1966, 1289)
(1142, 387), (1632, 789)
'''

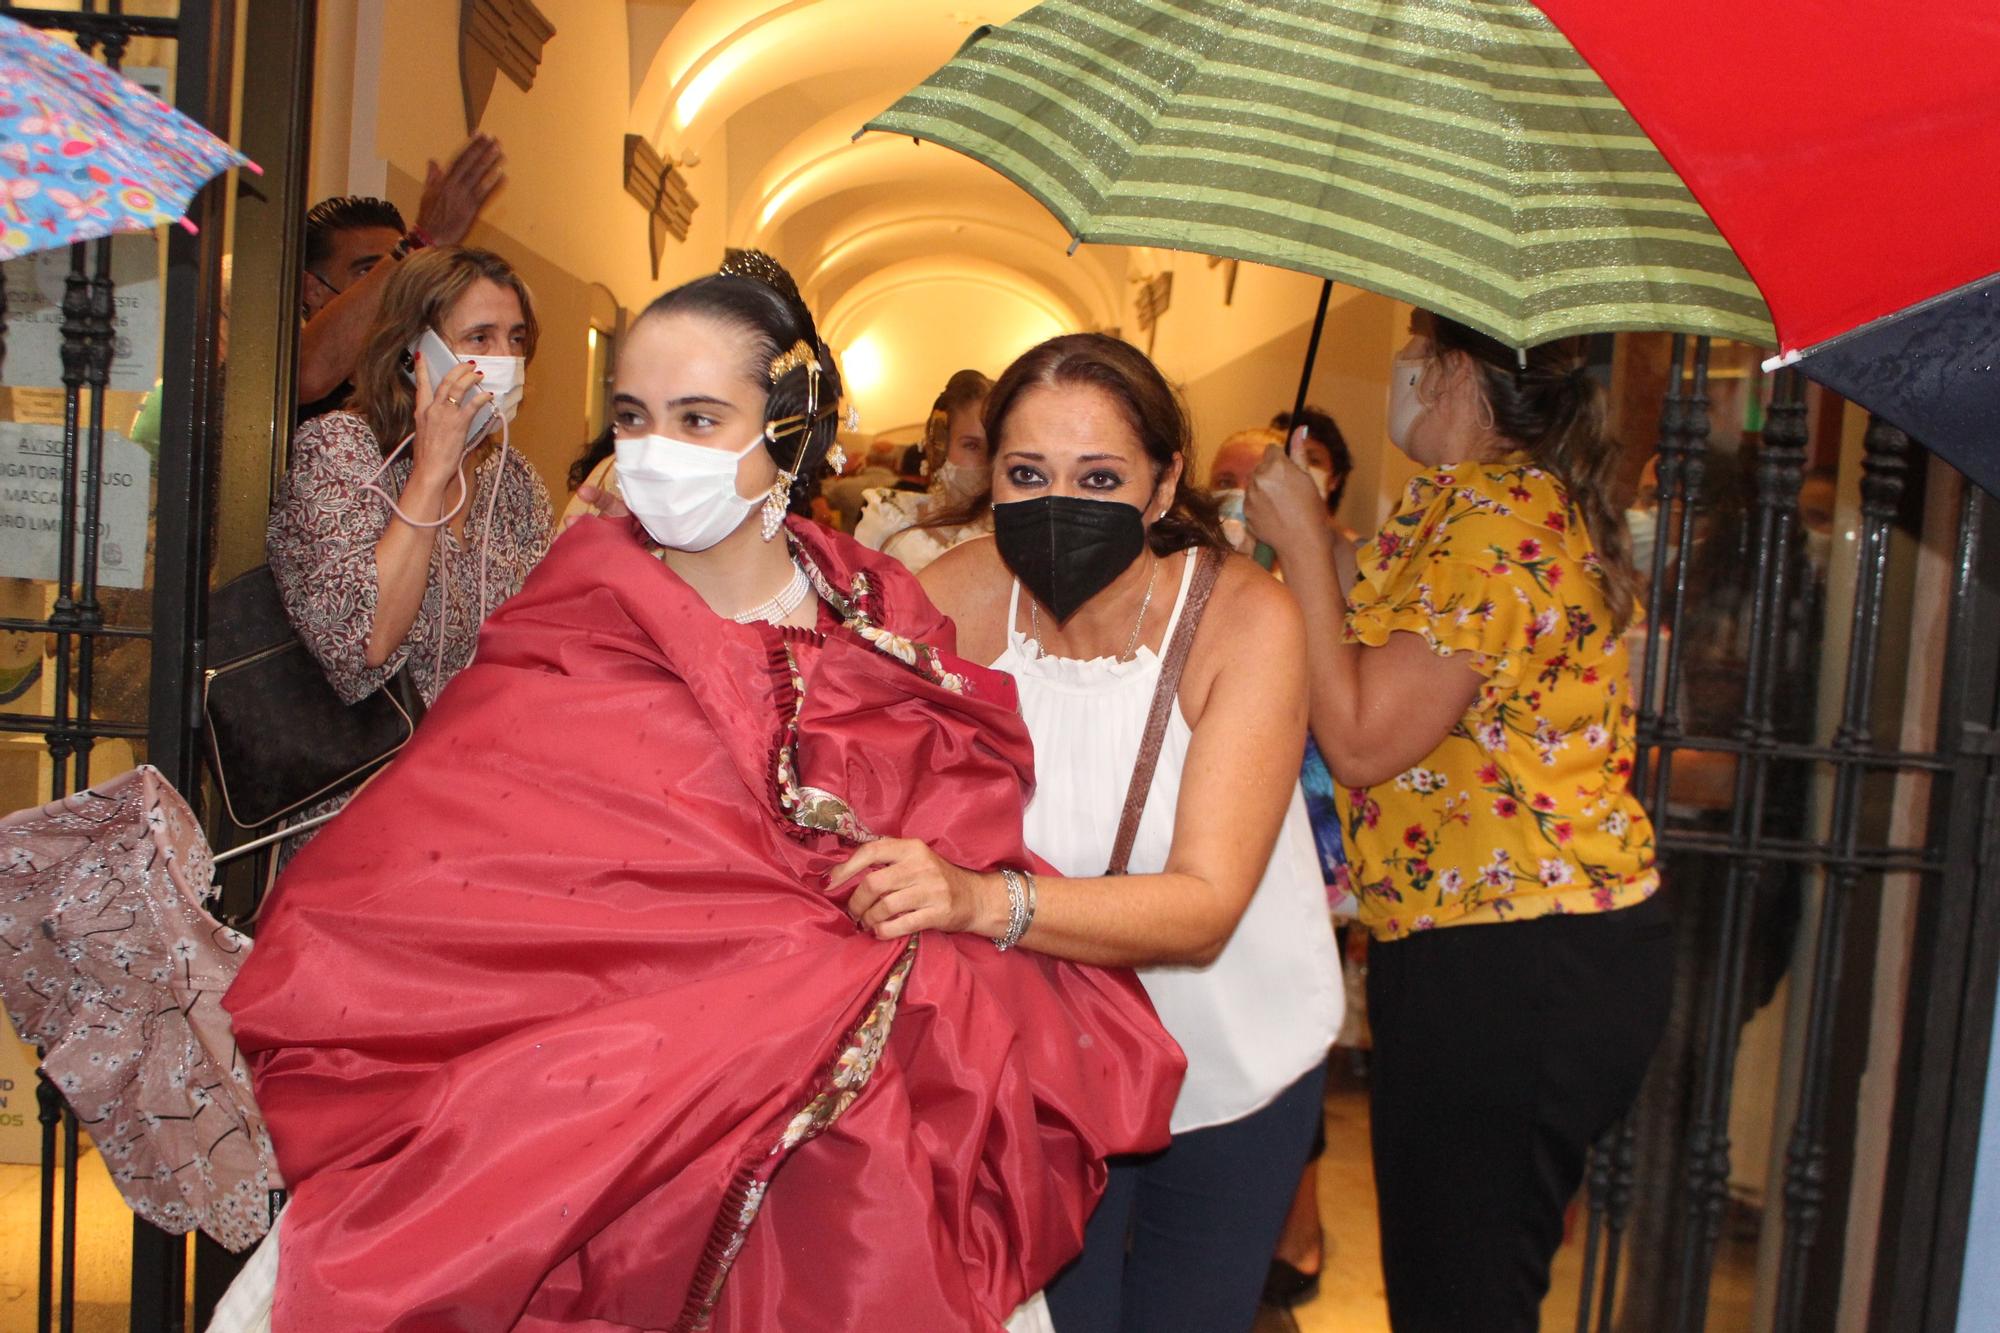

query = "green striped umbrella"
(864, 0), (1775, 350)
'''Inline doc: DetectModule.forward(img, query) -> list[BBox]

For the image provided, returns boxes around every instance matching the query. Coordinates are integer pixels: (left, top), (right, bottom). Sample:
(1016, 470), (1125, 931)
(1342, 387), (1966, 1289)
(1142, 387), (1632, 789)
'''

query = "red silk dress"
(223, 516), (1183, 1332)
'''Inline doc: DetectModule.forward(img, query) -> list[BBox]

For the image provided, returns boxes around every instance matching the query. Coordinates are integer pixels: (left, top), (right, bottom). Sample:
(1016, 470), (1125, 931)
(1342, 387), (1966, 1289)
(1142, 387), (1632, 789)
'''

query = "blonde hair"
(1209, 426), (1286, 485)
(349, 247), (539, 453)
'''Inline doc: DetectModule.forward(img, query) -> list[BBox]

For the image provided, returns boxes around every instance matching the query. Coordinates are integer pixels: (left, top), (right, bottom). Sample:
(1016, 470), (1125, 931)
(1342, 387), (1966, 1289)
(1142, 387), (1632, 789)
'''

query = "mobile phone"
(405, 328), (496, 446)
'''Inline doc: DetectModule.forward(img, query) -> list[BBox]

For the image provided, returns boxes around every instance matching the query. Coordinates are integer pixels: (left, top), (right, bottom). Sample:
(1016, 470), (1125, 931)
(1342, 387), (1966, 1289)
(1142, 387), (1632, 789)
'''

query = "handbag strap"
(1106, 547), (1223, 876)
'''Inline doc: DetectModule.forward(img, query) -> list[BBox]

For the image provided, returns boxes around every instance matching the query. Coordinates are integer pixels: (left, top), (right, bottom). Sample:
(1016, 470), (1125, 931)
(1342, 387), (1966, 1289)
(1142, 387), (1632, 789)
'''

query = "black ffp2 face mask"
(992, 495), (1148, 624)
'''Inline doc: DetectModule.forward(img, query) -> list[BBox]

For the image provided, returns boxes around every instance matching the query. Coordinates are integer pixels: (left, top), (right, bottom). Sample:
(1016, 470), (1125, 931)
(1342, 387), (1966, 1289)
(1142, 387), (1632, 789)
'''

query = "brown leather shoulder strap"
(1106, 547), (1223, 876)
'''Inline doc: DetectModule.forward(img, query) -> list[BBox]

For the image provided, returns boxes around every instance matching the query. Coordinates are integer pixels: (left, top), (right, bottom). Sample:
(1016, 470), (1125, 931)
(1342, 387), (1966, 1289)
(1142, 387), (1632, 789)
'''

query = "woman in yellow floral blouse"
(1247, 311), (1672, 1333)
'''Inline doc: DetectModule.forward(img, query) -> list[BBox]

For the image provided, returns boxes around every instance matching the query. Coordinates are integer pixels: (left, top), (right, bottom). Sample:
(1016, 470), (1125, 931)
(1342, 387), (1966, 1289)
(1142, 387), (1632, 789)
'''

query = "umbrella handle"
(1289, 279), (1334, 425)
(212, 809), (337, 865)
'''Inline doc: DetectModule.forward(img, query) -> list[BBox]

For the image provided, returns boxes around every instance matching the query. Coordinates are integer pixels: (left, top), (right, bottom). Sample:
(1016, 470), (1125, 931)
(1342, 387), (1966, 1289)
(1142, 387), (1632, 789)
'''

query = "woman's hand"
(1245, 429), (1333, 563)
(409, 352), (490, 489)
(831, 838), (1007, 941)
(573, 482), (630, 520)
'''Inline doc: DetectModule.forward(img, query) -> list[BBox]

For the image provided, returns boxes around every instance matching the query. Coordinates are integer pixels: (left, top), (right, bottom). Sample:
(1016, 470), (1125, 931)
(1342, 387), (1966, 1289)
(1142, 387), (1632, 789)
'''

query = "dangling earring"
(760, 452), (794, 542)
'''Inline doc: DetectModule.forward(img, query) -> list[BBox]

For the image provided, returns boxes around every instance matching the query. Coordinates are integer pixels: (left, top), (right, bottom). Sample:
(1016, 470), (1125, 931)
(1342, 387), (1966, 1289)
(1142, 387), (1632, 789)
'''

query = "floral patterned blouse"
(1337, 455), (1658, 941)
(267, 410), (552, 707)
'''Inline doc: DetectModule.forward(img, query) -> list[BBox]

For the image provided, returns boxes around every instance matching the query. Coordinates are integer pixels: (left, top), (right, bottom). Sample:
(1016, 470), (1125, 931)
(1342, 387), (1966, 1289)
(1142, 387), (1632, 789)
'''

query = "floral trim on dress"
(761, 538), (970, 845)
(671, 939), (919, 1332)
(668, 534), (968, 1324)
(792, 551), (971, 697)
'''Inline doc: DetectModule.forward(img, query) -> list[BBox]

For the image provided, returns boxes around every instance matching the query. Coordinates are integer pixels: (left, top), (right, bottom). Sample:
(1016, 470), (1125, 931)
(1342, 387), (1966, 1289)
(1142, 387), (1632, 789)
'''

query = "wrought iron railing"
(1, 2), (232, 1329)
(1566, 335), (2000, 1332)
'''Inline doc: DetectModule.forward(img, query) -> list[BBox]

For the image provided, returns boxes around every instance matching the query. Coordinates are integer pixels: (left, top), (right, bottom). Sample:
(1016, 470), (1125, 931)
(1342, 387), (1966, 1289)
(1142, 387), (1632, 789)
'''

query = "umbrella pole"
(1289, 279), (1334, 423)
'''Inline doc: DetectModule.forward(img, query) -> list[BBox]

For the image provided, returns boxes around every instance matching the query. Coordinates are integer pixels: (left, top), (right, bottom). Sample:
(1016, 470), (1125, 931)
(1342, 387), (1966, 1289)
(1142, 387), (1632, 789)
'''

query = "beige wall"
(1120, 251), (1415, 537)
(311, 0), (744, 501)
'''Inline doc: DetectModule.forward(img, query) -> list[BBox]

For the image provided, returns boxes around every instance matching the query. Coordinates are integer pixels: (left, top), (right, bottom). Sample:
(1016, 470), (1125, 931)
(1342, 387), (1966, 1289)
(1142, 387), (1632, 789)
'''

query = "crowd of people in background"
(187, 125), (1672, 1333)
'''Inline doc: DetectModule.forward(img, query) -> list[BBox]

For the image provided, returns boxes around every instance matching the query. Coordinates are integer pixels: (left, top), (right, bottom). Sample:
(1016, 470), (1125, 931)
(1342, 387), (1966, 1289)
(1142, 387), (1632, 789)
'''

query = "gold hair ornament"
(761, 340), (829, 541)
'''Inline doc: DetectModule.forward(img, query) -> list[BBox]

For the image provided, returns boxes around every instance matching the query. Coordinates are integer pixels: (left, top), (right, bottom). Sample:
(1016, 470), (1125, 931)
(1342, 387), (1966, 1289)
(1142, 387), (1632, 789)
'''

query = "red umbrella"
(1537, 2), (2000, 490)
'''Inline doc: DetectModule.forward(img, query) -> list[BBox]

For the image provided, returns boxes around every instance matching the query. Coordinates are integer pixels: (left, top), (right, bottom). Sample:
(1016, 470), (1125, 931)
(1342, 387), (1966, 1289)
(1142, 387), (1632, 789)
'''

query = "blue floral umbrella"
(0, 15), (254, 262)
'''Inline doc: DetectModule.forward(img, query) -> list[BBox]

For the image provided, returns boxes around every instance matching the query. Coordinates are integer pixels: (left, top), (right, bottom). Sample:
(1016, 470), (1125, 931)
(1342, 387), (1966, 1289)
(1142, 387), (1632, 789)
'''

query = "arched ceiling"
(626, 0), (1130, 429)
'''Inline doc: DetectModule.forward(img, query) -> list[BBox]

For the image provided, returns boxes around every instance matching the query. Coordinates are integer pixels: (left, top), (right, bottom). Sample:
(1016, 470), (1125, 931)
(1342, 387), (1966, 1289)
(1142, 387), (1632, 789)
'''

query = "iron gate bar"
(1771, 417), (1913, 1331)
(1672, 366), (1811, 1332)
(1653, 833), (1943, 876)
(1626, 333), (1708, 1333)
(1648, 737), (1954, 773)
(1637, 334), (1710, 820)
(0, 714), (150, 740)
(0, 7), (176, 39)
(1870, 485), (2000, 1331)
(135, 0), (234, 1322)
(0, 619), (152, 638)
(1573, 331), (1706, 1333)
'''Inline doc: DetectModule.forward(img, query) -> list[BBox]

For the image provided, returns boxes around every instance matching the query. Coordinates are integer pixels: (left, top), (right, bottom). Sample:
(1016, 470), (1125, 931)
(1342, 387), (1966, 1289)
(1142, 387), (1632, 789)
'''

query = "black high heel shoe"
(1261, 1255), (1321, 1308)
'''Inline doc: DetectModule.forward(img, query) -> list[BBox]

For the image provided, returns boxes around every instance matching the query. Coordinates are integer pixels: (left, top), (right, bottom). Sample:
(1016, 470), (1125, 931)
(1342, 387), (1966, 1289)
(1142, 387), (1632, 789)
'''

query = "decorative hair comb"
(769, 339), (819, 382)
(719, 247), (806, 308)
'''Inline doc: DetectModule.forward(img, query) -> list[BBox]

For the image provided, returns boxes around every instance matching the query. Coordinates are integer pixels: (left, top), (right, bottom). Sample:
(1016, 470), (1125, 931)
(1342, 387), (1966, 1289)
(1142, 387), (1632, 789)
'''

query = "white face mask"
(933, 458), (986, 501)
(1626, 506), (1657, 574)
(462, 354), (526, 425)
(1386, 356), (1428, 452)
(614, 432), (764, 552)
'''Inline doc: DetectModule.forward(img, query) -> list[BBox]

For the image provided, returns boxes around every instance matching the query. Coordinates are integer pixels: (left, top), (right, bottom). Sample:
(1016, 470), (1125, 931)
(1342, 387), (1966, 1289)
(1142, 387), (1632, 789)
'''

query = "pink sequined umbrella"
(0, 766), (280, 1252)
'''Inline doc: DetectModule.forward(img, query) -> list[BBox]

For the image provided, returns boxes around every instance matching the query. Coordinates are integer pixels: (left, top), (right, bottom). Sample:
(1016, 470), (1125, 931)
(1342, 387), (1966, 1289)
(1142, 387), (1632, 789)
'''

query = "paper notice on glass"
(0, 232), (163, 393)
(0, 423), (151, 589)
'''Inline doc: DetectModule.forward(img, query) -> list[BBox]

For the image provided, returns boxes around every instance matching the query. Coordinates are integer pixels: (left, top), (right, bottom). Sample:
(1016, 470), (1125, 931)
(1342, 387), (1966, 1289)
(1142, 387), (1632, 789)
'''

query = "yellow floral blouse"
(1337, 456), (1658, 941)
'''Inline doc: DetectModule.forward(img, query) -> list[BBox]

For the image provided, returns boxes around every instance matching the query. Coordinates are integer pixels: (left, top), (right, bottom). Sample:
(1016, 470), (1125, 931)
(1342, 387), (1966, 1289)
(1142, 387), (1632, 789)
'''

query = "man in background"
(296, 134), (505, 422)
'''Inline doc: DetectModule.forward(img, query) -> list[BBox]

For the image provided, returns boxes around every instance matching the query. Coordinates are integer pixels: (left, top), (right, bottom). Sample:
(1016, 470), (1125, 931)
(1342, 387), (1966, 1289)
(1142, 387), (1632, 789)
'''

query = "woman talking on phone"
(267, 245), (552, 714)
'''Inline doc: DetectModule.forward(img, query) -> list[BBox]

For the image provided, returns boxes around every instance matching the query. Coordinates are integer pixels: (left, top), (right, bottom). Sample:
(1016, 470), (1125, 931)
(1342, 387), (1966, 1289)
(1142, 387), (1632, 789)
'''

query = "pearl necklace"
(731, 561), (812, 625)
(1031, 554), (1159, 662)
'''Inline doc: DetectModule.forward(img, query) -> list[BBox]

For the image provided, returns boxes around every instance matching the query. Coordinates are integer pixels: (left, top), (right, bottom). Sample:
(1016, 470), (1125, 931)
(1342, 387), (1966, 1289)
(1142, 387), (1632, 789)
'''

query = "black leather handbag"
(201, 564), (423, 828)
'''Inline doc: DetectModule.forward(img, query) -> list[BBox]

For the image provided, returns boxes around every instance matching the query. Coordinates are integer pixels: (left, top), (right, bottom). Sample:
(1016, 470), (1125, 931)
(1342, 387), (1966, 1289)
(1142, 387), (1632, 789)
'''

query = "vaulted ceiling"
(623, 0), (1129, 428)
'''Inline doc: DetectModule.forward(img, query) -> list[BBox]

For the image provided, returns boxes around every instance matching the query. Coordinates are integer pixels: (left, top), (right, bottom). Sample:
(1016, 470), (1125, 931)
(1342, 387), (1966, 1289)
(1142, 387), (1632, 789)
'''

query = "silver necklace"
(1031, 554), (1159, 662)
(732, 561), (812, 625)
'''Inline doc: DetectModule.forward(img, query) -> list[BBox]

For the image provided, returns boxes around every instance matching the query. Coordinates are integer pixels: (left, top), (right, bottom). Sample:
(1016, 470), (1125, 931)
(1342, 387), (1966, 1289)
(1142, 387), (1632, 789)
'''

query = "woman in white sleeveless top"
(830, 334), (1342, 1333)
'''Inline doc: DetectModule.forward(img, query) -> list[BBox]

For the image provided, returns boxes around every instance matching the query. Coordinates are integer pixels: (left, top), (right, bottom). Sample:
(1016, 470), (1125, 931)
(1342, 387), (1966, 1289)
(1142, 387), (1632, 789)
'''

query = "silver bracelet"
(995, 869), (1032, 952)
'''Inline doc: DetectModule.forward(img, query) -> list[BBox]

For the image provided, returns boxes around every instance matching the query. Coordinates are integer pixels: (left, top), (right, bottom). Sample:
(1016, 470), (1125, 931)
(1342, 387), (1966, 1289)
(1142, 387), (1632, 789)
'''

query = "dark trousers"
(1044, 1064), (1326, 1333)
(1368, 897), (1673, 1333)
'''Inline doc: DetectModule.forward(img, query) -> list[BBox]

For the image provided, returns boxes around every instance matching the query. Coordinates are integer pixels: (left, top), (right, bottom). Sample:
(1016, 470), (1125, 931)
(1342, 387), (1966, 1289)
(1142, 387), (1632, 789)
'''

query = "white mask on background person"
(1306, 464), (1334, 501)
(462, 353), (526, 425)
(1213, 487), (1254, 554)
(614, 432), (764, 552)
(1627, 506), (1658, 574)
(1386, 356), (1428, 451)
(933, 458), (986, 502)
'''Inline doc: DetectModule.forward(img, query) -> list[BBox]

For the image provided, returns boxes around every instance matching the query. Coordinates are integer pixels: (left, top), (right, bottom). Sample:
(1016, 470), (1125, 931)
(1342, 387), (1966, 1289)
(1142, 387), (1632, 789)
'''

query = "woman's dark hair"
(979, 333), (1224, 555)
(567, 425), (615, 492)
(633, 250), (843, 501)
(1417, 311), (1639, 632)
(923, 368), (995, 473)
(1271, 404), (1353, 513)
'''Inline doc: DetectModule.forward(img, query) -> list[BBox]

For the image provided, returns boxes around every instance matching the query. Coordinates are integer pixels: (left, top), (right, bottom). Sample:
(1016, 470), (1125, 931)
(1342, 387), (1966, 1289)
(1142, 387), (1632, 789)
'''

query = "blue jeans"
(1044, 1064), (1326, 1333)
